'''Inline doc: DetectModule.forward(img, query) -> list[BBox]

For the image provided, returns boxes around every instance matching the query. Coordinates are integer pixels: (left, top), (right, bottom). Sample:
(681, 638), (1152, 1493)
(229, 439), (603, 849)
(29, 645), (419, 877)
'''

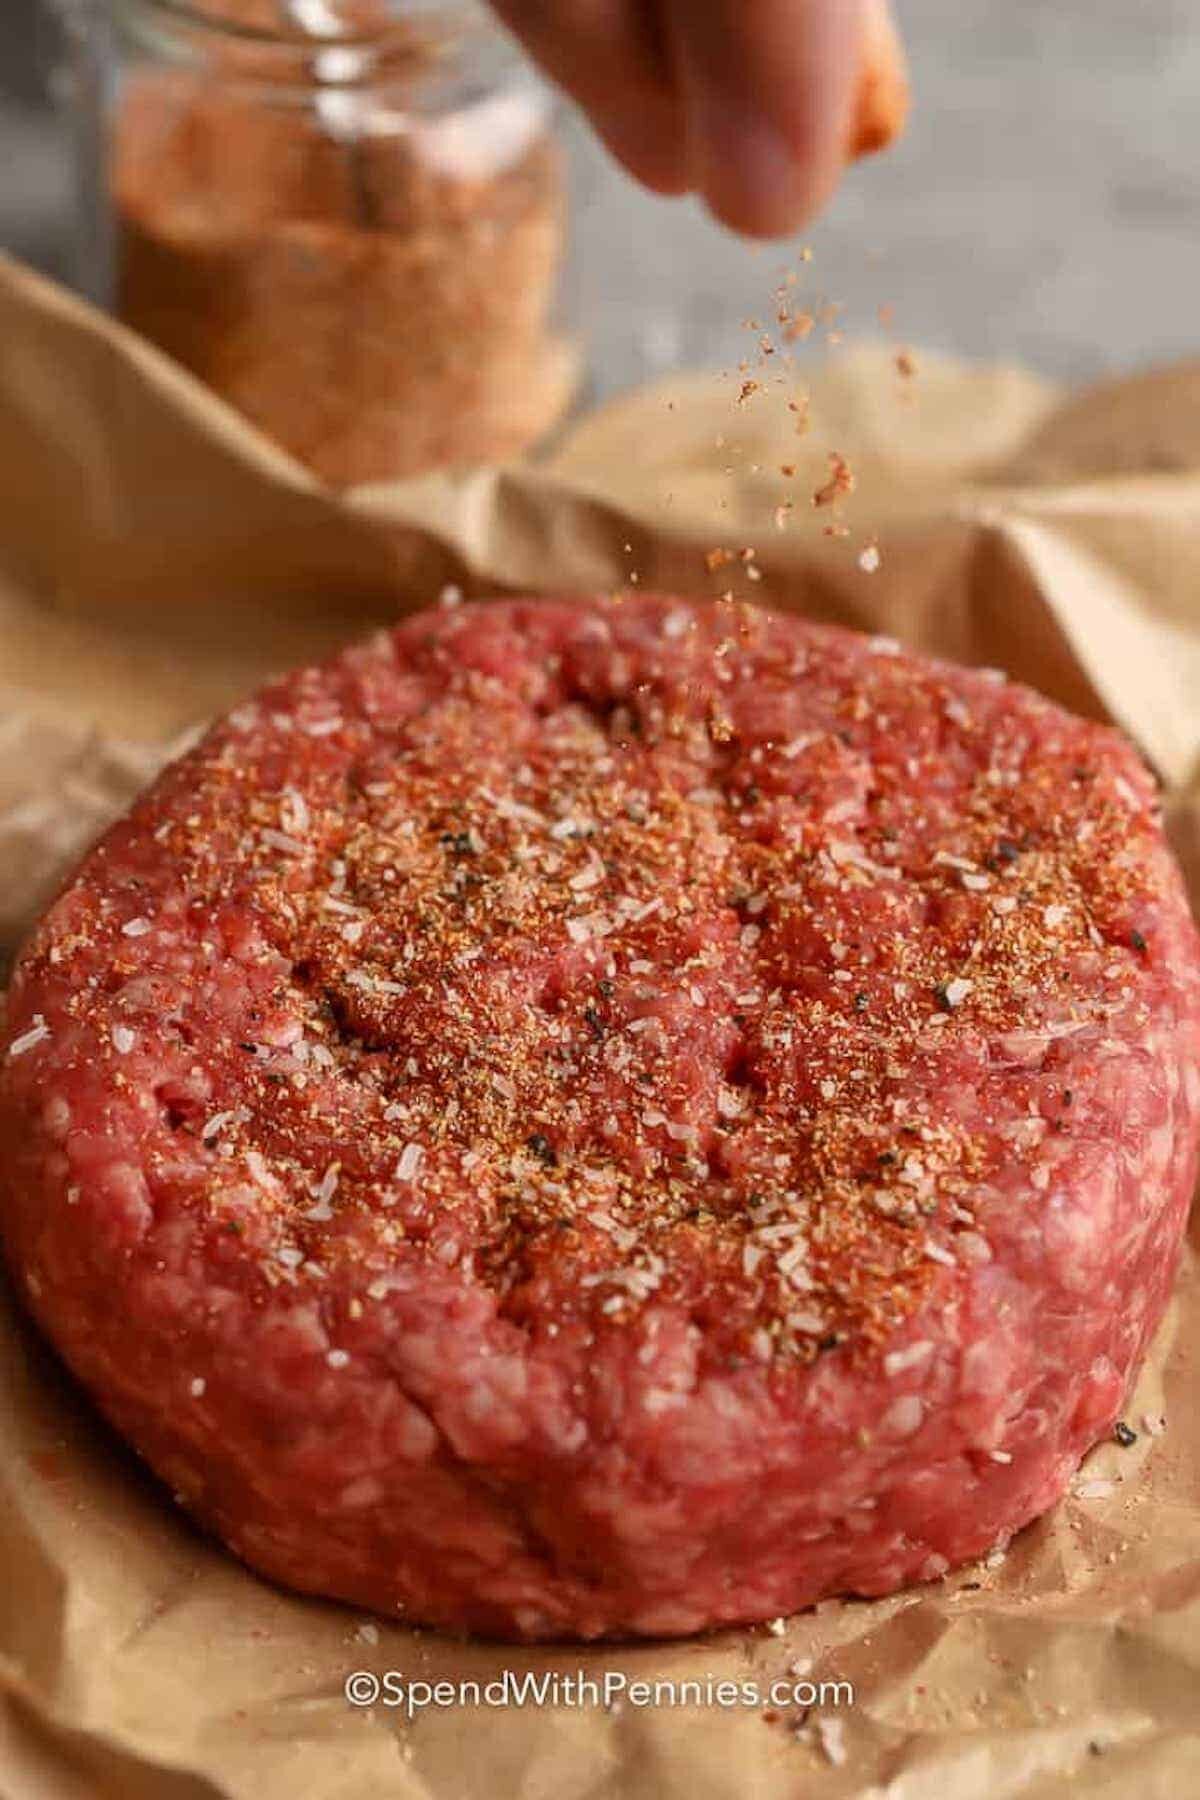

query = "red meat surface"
(2, 595), (1198, 1640)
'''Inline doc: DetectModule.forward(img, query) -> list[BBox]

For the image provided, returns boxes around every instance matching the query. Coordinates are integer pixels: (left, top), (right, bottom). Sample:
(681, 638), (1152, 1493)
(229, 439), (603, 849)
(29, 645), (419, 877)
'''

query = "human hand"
(488, 0), (908, 238)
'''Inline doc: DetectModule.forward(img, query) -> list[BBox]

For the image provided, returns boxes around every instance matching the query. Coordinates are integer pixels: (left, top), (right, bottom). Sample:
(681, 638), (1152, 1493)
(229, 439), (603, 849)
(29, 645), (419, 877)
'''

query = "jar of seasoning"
(57, 0), (579, 486)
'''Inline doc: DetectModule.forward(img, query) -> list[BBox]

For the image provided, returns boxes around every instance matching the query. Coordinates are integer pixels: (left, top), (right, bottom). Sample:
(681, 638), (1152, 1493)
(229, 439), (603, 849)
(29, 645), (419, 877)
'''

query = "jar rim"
(113, 0), (492, 52)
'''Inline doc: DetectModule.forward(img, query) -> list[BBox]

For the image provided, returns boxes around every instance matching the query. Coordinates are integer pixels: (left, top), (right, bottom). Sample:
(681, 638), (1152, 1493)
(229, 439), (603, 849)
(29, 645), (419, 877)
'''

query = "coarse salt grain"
(201, 1110), (238, 1142)
(112, 1025), (136, 1054)
(260, 828), (307, 857)
(122, 917), (153, 937)
(327, 1349), (351, 1369)
(816, 1717), (847, 1766)
(7, 1016), (50, 1059)
(281, 788), (309, 834)
(1073, 1477), (1116, 1500)
(396, 1142), (425, 1182)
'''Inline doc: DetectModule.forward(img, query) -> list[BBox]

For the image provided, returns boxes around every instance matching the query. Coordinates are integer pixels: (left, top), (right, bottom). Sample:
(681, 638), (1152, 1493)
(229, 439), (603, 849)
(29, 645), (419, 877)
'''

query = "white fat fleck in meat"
(883, 1340), (934, 1378)
(880, 1394), (924, 1439)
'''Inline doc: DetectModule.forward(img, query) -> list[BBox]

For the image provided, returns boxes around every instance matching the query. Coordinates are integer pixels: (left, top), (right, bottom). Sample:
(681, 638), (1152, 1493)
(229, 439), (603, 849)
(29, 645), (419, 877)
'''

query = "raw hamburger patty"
(2, 595), (1198, 1641)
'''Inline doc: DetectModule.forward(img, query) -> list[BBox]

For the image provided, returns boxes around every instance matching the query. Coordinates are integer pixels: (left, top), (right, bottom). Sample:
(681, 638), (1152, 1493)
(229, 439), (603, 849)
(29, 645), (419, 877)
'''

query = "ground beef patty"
(2, 595), (1199, 1641)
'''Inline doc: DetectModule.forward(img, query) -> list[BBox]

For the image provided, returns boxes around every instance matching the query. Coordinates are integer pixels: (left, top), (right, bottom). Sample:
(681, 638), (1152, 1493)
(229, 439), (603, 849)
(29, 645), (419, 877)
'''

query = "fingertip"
(689, 101), (841, 242)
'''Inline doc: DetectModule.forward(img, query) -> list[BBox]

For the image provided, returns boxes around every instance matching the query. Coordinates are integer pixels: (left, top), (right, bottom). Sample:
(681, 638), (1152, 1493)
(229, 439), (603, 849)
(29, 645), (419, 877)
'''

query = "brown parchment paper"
(0, 251), (1199, 1800)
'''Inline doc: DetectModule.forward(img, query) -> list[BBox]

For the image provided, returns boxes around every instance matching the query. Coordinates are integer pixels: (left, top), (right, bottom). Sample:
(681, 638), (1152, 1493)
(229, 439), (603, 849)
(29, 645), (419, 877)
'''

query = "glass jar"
(56, 0), (579, 487)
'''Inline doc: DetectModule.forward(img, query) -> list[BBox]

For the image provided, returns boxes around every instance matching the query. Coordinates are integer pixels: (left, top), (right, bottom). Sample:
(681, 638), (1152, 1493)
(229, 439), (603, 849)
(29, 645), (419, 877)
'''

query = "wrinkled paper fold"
(0, 254), (1198, 1798)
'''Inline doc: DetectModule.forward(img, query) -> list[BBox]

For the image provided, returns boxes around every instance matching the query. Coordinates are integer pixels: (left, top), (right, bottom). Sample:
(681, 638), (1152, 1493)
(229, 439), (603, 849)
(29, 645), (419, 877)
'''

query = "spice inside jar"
(105, 0), (577, 486)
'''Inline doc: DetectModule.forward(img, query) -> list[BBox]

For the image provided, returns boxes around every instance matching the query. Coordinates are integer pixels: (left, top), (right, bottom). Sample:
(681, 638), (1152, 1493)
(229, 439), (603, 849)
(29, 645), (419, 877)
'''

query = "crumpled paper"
(0, 252), (1198, 1800)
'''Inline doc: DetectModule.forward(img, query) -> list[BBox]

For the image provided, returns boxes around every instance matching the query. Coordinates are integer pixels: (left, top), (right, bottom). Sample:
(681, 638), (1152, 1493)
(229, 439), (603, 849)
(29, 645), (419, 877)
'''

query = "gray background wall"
(3, 1), (1199, 399)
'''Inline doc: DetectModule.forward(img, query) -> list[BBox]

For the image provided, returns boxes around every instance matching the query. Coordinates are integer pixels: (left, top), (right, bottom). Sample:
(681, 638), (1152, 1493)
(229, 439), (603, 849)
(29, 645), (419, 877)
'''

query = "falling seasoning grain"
(812, 453), (856, 509)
